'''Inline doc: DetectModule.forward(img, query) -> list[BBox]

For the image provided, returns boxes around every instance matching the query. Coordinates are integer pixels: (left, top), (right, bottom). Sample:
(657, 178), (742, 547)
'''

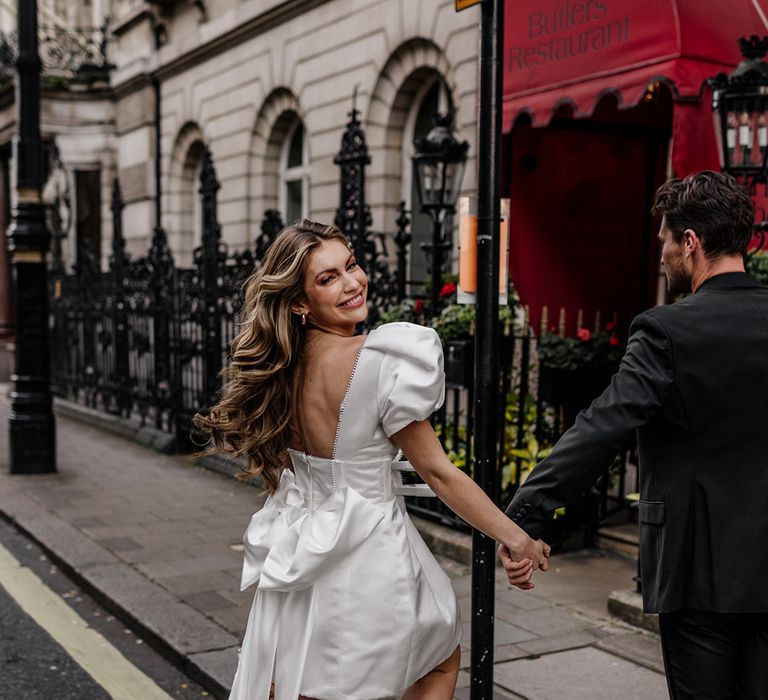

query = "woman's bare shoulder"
(300, 333), (368, 384)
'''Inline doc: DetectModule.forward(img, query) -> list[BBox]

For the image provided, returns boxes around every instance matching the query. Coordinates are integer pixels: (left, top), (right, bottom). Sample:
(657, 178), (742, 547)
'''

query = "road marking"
(0, 543), (173, 700)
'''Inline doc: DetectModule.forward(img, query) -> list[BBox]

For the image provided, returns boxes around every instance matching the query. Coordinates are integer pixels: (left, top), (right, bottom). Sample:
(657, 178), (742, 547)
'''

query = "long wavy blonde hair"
(192, 219), (352, 493)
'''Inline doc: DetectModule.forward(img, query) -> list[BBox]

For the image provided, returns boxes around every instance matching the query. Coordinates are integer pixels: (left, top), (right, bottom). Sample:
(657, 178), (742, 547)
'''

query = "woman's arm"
(392, 419), (550, 579)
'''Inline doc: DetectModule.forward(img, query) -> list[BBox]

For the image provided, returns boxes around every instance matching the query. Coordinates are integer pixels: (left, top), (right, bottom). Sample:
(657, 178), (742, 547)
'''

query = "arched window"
(178, 140), (205, 266)
(279, 120), (309, 224)
(192, 157), (203, 250)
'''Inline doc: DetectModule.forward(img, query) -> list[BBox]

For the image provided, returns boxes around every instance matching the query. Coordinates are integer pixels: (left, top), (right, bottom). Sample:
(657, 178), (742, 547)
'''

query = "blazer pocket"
(639, 500), (666, 526)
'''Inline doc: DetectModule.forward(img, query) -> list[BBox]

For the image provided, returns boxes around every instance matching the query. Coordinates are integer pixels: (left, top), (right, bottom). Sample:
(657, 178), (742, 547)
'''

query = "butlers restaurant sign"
(504, 0), (679, 97)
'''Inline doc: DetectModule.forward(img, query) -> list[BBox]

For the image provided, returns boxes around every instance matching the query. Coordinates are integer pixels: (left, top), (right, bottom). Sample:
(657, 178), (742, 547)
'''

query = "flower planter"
(540, 363), (618, 425)
(444, 339), (474, 389)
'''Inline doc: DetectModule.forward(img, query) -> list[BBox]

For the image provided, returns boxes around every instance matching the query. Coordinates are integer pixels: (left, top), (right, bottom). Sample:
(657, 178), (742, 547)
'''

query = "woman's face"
(296, 239), (368, 333)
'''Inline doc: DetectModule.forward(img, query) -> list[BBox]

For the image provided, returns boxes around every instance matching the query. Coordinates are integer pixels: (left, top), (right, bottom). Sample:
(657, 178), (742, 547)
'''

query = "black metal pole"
(110, 178), (130, 416)
(471, 0), (503, 696)
(199, 149), (223, 411)
(430, 214), (442, 315)
(7, 0), (56, 474)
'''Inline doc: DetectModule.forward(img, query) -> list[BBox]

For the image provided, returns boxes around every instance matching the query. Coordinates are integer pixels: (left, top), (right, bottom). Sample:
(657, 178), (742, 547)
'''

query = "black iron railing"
(334, 98), (400, 327)
(405, 331), (639, 543)
(50, 154), (263, 447)
(48, 147), (411, 451)
(45, 124), (636, 542)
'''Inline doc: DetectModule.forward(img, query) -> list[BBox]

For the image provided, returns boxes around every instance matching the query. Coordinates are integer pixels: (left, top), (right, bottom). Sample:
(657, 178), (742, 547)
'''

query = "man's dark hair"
(651, 170), (754, 257)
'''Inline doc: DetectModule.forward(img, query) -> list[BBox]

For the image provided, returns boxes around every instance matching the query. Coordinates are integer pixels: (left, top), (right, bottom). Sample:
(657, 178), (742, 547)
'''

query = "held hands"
(497, 536), (551, 590)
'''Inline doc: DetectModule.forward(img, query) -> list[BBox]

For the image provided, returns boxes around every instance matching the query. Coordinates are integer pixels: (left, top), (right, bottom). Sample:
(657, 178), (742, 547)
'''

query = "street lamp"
(710, 35), (768, 249)
(7, 0), (56, 473)
(412, 112), (469, 315)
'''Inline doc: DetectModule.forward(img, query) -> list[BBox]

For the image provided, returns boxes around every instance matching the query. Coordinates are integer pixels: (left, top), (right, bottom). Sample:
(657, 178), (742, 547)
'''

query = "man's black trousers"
(658, 608), (768, 699)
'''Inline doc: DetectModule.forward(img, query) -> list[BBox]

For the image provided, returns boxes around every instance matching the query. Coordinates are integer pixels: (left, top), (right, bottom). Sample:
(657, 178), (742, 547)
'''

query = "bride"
(194, 220), (550, 700)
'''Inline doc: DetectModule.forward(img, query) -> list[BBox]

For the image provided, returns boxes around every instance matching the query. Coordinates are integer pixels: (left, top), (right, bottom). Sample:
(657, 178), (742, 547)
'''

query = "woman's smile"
(338, 293), (364, 308)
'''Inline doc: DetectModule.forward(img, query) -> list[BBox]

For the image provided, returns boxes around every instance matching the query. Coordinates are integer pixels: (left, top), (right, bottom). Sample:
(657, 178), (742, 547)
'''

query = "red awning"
(503, 0), (768, 175)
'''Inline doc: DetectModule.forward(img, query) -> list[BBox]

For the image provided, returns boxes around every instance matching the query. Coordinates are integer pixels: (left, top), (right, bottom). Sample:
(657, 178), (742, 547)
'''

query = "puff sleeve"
(370, 322), (446, 438)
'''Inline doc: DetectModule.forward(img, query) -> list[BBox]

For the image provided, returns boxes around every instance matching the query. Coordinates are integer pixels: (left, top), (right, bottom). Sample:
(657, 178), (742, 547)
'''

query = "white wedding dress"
(229, 322), (462, 700)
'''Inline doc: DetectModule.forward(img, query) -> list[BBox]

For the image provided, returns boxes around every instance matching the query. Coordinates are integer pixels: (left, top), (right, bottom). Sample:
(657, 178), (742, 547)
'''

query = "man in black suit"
(500, 171), (768, 698)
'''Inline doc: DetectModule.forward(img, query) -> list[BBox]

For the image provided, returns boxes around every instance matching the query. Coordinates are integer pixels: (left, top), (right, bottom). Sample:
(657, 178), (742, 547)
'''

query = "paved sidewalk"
(0, 394), (667, 699)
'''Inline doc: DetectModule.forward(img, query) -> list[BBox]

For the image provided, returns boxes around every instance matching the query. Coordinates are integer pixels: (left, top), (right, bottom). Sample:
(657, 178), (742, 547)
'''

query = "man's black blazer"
(505, 272), (768, 614)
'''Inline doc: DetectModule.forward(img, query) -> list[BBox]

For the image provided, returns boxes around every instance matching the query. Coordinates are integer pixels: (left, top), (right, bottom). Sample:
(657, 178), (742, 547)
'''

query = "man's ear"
(683, 229), (700, 256)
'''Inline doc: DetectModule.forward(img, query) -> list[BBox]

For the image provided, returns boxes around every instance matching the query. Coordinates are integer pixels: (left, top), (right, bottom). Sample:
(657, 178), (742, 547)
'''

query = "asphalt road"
(0, 518), (213, 700)
(0, 580), (111, 700)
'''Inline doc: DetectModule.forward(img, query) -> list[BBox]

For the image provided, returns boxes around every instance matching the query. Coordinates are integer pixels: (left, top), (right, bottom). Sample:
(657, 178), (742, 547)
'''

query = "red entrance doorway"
(506, 91), (671, 336)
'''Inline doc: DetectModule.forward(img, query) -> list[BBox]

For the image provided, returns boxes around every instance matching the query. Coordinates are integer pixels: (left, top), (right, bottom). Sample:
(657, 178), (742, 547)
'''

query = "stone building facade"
(0, 0), (481, 377)
(0, 0), (116, 379)
(111, 0), (480, 266)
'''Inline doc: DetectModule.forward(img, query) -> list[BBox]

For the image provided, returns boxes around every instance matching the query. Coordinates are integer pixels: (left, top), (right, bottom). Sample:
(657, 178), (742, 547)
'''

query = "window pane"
(286, 179), (303, 223)
(192, 158), (203, 248)
(287, 124), (304, 169)
(414, 81), (440, 143)
(75, 169), (101, 264)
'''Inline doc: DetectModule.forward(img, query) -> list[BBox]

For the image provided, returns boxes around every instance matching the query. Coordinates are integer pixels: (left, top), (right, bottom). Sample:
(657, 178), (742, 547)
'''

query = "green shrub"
(746, 250), (768, 286)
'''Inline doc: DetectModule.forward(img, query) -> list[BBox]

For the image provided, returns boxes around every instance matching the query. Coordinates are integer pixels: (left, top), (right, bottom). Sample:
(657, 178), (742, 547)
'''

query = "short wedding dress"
(229, 322), (462, 700)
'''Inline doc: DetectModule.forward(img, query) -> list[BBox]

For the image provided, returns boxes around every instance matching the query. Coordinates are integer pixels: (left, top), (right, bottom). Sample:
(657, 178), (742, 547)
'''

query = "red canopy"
(503, 0), (768, 175)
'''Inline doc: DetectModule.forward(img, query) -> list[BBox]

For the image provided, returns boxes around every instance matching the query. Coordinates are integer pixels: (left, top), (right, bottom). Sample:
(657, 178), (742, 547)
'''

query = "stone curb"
(0, 482), (238, 699)
(410, 513), (473, 566)
(54, 398), (178, 454)
(607, 589), (660, 634)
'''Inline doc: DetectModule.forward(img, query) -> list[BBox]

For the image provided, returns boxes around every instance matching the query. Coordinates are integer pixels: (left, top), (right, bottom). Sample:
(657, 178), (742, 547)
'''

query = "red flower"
(605, 322), (616, 332)
(577, 328), (591, 342)
(414, 299), (424, 315)
(439, 282), (457, 298)
(609, 336), (620, 347)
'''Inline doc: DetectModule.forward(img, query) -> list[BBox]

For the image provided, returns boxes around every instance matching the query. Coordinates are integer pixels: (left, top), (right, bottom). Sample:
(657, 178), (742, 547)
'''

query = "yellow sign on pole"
(455, 0), (483, 11)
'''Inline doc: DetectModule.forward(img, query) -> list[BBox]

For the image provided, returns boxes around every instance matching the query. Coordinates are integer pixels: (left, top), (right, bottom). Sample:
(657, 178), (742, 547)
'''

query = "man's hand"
(498, 539), (551, 589)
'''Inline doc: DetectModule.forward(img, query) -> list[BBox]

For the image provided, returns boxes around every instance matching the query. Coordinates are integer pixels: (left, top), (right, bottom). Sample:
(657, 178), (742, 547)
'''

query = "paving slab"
(80, 563), (238, 655)
(186, 647), (240, 699)
(0, 487), (117, 570)
(500, 605), (592, 637)
(595, 630), (665, 674)
(454, 687), (524, 700)
(461, 616), (540, 648)
(514, 629), (598, 656)
(495, 647), (669, 699)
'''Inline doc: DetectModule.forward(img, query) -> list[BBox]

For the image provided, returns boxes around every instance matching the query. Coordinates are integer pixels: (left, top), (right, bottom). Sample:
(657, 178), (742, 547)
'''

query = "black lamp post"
(7, 0), (56, 473)
(412, 112), (468, 315)
(711, 35), (768, 249)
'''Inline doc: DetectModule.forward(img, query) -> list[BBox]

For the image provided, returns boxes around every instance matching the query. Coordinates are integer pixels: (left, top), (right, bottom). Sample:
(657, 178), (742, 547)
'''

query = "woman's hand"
(498, 537), (551, 589)
(501, 555), (535, 589)
(392, 421), (553, 585)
